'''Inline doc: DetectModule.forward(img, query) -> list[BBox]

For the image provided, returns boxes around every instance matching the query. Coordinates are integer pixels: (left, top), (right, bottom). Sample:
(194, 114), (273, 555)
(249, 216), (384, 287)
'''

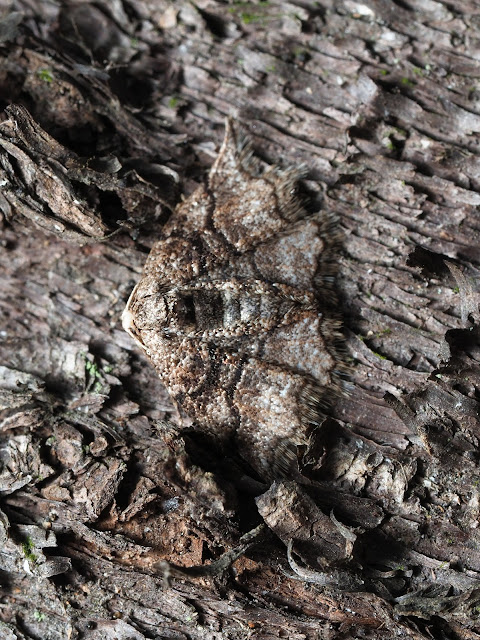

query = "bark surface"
(1, 1), (480, 639)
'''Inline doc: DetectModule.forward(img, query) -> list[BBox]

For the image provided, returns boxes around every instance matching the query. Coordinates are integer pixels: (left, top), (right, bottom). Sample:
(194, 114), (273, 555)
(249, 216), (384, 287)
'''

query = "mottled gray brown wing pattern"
(123, 119), (344, 478)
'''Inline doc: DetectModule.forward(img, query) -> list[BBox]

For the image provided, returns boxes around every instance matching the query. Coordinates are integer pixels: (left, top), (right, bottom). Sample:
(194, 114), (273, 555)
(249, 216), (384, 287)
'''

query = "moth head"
(122, 278), (197, 346)
(122, 287), (147, 347)
(122, 280), (168, 347)
(121, 305), (143, 345)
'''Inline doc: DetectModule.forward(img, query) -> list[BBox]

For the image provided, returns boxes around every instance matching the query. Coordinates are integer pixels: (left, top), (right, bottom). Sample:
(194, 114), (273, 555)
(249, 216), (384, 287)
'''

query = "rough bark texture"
(1, 1), (480, 639)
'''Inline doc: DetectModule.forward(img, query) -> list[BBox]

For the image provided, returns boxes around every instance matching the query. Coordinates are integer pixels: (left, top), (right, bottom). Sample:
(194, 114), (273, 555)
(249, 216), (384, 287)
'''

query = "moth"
(122, 120), (344, 478)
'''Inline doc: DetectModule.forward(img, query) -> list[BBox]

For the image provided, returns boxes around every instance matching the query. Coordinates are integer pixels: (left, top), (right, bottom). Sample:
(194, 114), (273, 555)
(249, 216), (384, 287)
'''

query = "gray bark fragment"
(1, 1), (480, 638)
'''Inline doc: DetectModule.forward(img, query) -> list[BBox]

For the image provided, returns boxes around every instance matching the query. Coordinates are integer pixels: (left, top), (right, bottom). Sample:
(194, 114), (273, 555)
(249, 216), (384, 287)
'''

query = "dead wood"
(1, 2), (480, 639)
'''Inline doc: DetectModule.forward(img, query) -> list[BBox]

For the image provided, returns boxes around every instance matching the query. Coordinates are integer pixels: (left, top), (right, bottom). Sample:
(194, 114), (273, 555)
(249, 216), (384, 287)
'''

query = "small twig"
(285, 540), (364, 590)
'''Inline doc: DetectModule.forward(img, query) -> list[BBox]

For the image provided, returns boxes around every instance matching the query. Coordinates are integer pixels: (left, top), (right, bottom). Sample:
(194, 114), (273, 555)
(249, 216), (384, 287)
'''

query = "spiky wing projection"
(122, 119), (343, 478)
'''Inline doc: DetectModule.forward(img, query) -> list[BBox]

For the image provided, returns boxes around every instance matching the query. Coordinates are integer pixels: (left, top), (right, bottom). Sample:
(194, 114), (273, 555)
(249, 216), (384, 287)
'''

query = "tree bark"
(1, 1), (480, 638)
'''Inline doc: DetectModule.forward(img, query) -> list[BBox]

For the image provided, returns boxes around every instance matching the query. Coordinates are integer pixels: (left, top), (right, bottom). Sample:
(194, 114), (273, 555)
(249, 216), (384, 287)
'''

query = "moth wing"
(141, 120), (330, 291)
(132, 311), (331, 477)
(207, 119), (308, 252)
(233, 357), (327, 477)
